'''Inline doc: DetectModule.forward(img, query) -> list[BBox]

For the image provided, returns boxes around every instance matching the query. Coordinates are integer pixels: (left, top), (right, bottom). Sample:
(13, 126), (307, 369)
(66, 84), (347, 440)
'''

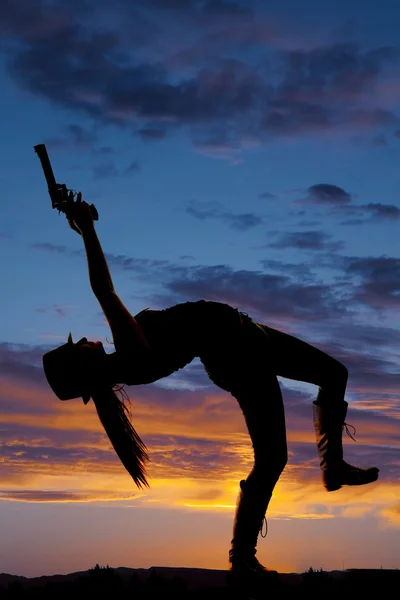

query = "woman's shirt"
(123, 300), (245, 385)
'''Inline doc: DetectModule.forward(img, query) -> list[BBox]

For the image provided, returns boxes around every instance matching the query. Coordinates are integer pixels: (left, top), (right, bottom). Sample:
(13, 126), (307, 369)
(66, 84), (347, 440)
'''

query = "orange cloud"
(1, 363), (399, 540)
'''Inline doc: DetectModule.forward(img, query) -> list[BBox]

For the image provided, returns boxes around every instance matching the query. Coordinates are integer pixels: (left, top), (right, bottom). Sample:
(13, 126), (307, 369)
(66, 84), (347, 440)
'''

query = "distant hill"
(0, 566), (398, 592)
(0, 566), (308, 590)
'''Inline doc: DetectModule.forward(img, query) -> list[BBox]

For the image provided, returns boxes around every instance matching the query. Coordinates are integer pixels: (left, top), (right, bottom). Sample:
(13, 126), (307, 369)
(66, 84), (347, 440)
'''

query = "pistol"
(34, 144), (99, 221)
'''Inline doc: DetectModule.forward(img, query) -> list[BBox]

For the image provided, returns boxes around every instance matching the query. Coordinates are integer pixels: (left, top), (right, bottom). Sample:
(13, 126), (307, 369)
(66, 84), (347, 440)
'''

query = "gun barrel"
(34, 142), (99, 221)
(34, 144), (57, 188)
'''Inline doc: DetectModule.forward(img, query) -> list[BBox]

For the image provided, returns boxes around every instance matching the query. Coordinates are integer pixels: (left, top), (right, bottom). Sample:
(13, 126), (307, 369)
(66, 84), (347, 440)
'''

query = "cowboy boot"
(228, 479), (278, 589)
(313, 400), (379, 492)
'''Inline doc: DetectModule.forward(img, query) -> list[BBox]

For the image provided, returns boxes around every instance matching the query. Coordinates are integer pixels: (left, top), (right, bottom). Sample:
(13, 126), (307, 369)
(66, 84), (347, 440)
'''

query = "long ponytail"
(91, 384), (150, 489)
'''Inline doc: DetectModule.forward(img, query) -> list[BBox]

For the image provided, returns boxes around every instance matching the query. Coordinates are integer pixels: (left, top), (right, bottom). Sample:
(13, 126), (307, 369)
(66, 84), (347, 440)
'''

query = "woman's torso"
(124, 300), (246, 385)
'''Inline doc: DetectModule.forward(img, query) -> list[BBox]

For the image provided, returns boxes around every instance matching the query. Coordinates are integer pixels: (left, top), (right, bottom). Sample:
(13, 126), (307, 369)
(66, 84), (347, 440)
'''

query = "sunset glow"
(1, 0), (400, 579)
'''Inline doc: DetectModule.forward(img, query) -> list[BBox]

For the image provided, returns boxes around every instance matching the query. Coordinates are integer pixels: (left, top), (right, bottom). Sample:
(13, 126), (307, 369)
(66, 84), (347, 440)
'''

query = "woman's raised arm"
(66, 199), (150, 353)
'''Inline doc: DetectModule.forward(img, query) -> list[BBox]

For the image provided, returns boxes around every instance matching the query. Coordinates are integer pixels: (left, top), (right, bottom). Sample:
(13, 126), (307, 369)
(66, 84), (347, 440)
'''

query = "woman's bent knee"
(253, 450), (287, 481)
(318, 358), (348, 391)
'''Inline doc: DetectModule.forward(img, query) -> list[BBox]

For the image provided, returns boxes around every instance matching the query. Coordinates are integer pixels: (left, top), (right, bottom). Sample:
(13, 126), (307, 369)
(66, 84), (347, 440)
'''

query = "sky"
(0, 0), (400, 578)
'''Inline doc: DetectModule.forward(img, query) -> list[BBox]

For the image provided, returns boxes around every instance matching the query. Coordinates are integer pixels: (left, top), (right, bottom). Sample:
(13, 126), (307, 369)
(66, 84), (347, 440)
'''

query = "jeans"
(201, 317), (348, 495)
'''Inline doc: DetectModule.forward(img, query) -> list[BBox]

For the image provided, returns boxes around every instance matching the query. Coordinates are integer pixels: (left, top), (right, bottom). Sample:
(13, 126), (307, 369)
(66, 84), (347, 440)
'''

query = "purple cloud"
(0, 490), (138, 502)
(43, 123), (99, 151)
(296, 185), (399, 224)
(343, 256), (400, 310)
(1, 1), (398, 157)
(306, 184), (353, 205)
(265, 230), (344, 252)
(187, 200), (264, 230)
(0, 342), (46, 387)
(363, 203), (400, 220)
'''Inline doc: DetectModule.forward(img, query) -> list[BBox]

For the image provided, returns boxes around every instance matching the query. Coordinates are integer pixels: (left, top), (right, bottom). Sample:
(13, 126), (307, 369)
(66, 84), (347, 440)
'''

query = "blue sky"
(0, 0), (399, 577)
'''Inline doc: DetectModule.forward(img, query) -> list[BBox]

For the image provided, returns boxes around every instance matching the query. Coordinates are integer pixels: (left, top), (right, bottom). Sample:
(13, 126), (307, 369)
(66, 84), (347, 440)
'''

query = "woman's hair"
(42, 333), (149, 487)
(90, 383), (149, 489)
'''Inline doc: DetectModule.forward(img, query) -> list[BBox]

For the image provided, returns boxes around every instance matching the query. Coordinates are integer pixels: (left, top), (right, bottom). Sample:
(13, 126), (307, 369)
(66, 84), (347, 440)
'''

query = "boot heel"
(323, 471), (342, 492)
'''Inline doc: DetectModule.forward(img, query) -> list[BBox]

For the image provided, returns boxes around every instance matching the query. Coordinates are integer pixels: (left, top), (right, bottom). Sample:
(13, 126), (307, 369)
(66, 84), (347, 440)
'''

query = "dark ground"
(1, 565), (398, 599)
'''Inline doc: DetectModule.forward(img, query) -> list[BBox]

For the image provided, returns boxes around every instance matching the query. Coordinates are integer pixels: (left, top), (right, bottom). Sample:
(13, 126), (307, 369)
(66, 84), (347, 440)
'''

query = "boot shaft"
(312, 400), (379, 491)
(230, 479), (271, 558)
(313, 400), (348, 469)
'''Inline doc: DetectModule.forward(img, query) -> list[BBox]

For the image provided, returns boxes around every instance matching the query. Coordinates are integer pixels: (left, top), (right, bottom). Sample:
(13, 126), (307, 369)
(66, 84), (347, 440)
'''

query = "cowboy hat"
(42, 332), (91, 404)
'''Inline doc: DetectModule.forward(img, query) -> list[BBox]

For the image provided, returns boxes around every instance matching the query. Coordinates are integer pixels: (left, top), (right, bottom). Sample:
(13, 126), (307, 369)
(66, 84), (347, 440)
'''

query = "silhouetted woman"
(43, 200), (379, 582)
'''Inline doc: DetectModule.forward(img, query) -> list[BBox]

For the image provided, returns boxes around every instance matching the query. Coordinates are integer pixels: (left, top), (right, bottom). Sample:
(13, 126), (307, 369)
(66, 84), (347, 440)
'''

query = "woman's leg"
(228, 374), (287, 574)
(256, 324), (348, 404)
(257, 324), (379, 491)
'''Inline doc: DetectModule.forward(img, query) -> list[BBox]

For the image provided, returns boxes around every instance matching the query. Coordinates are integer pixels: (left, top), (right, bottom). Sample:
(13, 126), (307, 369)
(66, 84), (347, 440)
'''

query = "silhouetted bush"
(70, 563), (125, 596)
(302, 566), (332, 589)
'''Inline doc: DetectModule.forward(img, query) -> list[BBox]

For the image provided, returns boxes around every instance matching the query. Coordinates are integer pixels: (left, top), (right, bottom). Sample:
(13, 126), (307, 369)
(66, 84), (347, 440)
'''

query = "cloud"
(381, 503), (400, 526)
(105, 254), (171, 274)
(306, 184), (353, 205)
(265, 230), (344, 252)
(258, 191), (276, 200)
(31, 242), (71, 254)
(42, 124), (116, 155)
(0, 342), (48, 387)
(225, 213), (263, 230)
(201, 1), (253, 16)
(95, 145), (114, 155)
(260, 259), (313, 278)
(92, 163), (119, 180)
(2, 0), (399, 159)
(1, 281), (399, 507)
(279, 44), (398, 102)
(371, 133), (387, 146)
(0, 0), (75, 39)
(294, 185), (399, 224)
(30, 233), (400, 327)
(186, 202), (220, 221)
(147, 264), (350, 325)
(44, 123), (98, 150)
(342, 255), (400, 310)
(30, 232), (400, 328)
(137, 128), (167, 141)
(290, 251), (400, 314)
(35, 305), (76, 319)
(139, 0), (199, 11)
(186, 200), (264, 230)
(124, 160), (141, 175)
(362, 203), (400, 220)
(0, 490), (140, 503)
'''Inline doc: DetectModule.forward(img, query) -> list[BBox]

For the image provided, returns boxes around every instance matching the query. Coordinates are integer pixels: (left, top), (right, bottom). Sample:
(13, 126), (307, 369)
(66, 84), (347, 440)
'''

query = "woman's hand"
(66, 194), (96, 236)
